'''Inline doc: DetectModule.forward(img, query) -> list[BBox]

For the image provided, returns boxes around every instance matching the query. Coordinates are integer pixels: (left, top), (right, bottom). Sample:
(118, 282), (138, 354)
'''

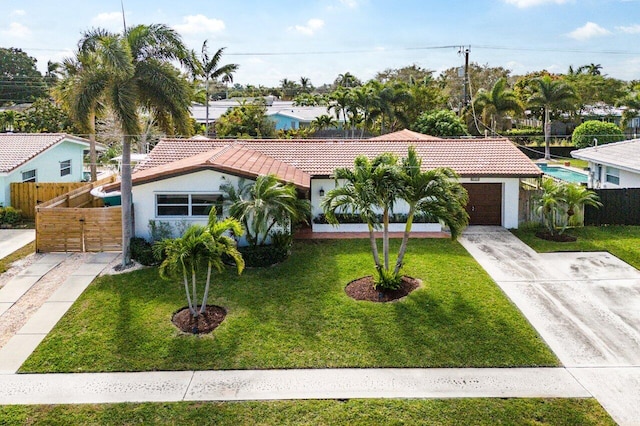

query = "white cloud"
(10, 10), (26, 18)
(173, 15), (225, 36)
(0, 22), (32, 39)
(291, 19), (324, 36)
(503, 0), (571, 7)
(567, 22), (611, 40)
(91, 12), (125, 28)
(617, 24), (640, 34)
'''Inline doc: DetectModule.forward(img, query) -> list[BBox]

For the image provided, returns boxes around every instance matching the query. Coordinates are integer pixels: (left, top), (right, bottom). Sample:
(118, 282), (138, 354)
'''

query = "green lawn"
(0, 398), (615, 425)
(512, 225), (640, 269)
(21, 239), (557, 372)
(0, 241), (35, 275)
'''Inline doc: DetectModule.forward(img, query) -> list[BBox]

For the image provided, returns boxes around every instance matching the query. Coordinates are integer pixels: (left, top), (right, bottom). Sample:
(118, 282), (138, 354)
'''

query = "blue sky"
(1, 0), (639, 86)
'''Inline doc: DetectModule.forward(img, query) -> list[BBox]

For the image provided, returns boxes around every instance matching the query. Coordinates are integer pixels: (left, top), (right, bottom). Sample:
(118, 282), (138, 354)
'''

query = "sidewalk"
(0, 229), (35, 260)
(0, 368), (590, 405)
(0, 252), (118, 374)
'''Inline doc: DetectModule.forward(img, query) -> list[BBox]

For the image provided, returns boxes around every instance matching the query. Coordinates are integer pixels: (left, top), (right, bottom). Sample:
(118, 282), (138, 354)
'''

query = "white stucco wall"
(588, 161), (640, 189)
(132, 169), (244, 240)
(311, 176), (521, 230)
(0, 140), (87, 207)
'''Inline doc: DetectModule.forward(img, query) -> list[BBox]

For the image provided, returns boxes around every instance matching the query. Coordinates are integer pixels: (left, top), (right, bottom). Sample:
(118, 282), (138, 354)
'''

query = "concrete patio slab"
(186, 368), (590, 401)
(18, 301), (74, 335)
(0, 334), (46, 375)
(0, 229), (35, 260)
(0, 302), (12, 316)
(32, 253), (69, 264)
(0, 371), (194, 404)
(17, 263), (59, 277)
(0, 275), (41, 302)
(47, 275), (95, 302)
(569, 367), (640, 426)
(85, 252), (119, 264)
(70, 263), (109, 276)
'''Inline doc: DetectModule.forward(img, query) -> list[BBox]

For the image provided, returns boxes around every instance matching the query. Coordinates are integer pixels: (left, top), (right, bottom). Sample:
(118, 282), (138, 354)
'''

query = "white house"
(0, 133), (91, 208)
(571, 138), (640, 189)
(103, 131), (541, 239)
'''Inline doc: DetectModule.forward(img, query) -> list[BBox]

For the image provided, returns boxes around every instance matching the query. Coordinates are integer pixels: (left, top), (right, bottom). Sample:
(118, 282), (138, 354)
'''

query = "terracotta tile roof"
(0, 133), (90, 174)
(108, 145), (310, 191)
(137, 137), (541, 178)
(369, 129), (440, 140)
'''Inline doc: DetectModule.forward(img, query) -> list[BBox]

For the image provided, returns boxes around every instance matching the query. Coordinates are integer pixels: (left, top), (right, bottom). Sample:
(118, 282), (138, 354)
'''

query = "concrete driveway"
(0, 229), (35, 260)
(460, 226), (640, 425)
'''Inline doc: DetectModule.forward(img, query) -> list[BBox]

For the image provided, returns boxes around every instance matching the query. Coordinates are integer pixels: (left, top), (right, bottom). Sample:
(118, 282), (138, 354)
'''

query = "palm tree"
(395, 147), (469, 275)
(535, 178), (564, 236)
(322, 153), (403, 289)
(197, 42), (238, 131)
(527, 76), (577, 160)
(73, 24), (193, 267)
(328, 87), (351, 137)
(299, 76), (312, 93)
(473, 77), (522, 135)
(578, 63), (603, 76)
(563, 182), (602, 225)
(311, 114), (337, 133)
(222, 175), (310, 246)
(155, 208), (244, 319)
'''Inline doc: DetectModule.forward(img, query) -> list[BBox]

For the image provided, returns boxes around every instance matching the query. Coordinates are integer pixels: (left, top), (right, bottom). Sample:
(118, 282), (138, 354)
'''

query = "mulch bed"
(172, 305), (226, 334)
(345, 276), (421, 302)
(535, 231), (577, 242)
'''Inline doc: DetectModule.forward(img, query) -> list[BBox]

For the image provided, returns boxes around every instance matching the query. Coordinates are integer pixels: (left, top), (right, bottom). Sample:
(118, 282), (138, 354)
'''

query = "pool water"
(537, 164), (588, 184)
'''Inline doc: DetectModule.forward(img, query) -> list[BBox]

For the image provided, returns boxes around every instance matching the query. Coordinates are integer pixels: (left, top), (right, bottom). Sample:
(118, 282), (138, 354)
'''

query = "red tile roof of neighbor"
(134, 136), (542, 179)
(0, 133), (90, 174)
(105, 145), (311, 191)
(369, 129), (441, 140)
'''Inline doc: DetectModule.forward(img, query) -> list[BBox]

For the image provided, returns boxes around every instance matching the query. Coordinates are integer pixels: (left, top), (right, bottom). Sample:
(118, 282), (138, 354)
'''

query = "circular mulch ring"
(535, 231), (577, 242)
(172, 305), (226, 334)
(345, 276), (421, 302)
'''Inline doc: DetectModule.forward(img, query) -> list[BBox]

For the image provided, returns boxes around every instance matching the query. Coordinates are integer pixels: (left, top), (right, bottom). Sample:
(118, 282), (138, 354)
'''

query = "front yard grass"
(20, 239), (557, 373)
(0, 398), (615, 425)
(512, 225), (640, 269)
(0, 241), (35, 275)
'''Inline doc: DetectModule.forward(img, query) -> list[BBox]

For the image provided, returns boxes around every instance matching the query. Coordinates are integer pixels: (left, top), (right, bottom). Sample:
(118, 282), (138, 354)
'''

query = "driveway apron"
(459, 226), (640, 426)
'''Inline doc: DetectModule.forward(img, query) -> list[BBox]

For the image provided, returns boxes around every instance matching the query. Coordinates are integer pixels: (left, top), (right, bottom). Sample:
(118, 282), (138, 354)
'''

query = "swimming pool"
(537, 164), (588, 184)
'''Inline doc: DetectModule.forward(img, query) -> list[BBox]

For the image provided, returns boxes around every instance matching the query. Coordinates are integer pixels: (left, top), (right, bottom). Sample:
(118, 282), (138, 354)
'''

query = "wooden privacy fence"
(585, 188), (640, 226)
(519, 187), (585, 227)
(11, 182), (88, 219)
(35, 175), (122, 253)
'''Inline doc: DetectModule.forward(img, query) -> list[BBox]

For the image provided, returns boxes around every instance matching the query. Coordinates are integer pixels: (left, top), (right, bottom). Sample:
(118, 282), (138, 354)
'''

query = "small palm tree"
(473, 77), (522, 134)
(563, 182), (602, 226)
(154, 208), (244, 318)
(535, 178), (564, 236)
(222, 175), (310, 246)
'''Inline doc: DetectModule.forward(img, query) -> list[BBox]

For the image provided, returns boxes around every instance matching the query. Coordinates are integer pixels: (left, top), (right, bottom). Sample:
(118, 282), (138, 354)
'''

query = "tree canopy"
(0, 48), (47, 105)
(572, 120), (624, 148)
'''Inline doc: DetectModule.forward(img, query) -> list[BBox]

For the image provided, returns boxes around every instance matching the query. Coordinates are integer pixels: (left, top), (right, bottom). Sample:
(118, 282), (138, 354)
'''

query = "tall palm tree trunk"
(121, 135), (133, 267)
(544, 107), (551, 160)
(89, 133), (97, 181)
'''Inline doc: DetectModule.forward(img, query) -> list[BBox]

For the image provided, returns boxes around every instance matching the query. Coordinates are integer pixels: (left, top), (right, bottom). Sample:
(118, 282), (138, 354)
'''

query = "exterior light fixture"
(319, 187), (325, 196)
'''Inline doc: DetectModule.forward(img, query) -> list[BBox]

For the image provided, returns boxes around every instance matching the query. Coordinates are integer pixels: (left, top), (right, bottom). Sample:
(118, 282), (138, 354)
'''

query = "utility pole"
(461, 46), (470, 108)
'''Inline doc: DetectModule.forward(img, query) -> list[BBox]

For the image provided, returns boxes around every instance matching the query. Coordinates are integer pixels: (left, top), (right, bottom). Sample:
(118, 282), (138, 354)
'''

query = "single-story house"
(571, 138), (640, 188)
(0, 133), (92, 207)
(103, 131), (541, 240)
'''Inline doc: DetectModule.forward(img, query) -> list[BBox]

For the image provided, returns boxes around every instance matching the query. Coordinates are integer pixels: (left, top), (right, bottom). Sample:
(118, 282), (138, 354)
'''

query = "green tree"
(394, 147), (468, 275)
(311, 114), (338, 133)
(412, 109), (467, 137)
(155, 208), (244, 320)
(196, 42), (238, 131)
(472, 77), (522, 134)
(222, 175), (310, 247)
(71, 24), (194, 267)
(334, 72), (361, 89)
(215, 99), (275, 137)
(21, 98), (77, 133)
(0, 48), (47, 105)
(572, 120), (624, 148)
(527, 76), (577, 160)
(439, 63), (510, 110)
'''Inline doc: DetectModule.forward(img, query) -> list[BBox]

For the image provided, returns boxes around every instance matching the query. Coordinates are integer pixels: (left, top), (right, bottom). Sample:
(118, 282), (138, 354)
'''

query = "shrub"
(504, 127), (544, 145)
(572, 120), (624, 149)
(270, 230), (293, 252)
(130, 237), (158, 266)
(0, 206), (22, 226)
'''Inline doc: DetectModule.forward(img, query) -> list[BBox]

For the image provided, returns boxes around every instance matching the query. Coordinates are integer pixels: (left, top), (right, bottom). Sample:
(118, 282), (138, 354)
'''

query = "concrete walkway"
(0, 229), (35, 260)
(0, 252), (118, 374)
(459, 226), (640, 426)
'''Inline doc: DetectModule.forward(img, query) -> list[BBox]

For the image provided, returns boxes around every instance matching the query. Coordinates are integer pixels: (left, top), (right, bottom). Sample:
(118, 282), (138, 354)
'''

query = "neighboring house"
(190, 98), (345, 131)
(571, 138), (640, 189)
(102, 131), (540, 239)
(0, 133), (91, 207)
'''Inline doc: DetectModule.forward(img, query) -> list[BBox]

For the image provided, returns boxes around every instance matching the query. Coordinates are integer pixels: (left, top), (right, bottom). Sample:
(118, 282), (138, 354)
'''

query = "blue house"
(0, 133), (91, 207)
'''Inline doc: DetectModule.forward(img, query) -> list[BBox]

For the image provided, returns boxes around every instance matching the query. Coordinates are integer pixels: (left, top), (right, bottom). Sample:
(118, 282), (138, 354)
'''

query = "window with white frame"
(156, 193), (223, 217)
(21, 169), (36, 183)
(60, 159), (71, 176)
(605, 166), (620, 185)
